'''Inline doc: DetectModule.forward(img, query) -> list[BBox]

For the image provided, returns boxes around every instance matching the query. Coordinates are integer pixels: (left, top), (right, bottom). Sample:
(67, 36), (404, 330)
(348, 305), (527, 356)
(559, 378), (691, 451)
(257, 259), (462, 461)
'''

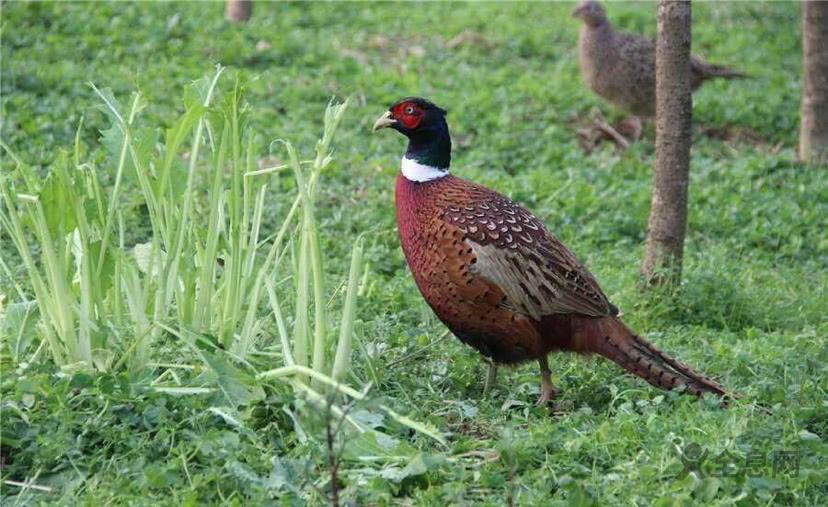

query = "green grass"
(2, 1), (826, 505)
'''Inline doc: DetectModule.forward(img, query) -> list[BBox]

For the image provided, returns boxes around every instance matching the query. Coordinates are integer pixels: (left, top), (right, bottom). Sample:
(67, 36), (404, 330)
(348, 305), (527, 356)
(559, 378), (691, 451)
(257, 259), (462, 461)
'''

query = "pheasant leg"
(617, 115), (643, 143)
(590, 108), (630, 150)
(536, 356), (559, 406)
(483, 359), (498, 398)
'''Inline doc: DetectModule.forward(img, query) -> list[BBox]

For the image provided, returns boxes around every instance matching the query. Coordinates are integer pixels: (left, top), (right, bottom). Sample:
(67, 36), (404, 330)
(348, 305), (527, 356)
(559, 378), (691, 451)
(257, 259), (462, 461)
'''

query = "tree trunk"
(800, 1), (828, 166)
(641, 0), (693, 285)
(225, 0), (252, 23)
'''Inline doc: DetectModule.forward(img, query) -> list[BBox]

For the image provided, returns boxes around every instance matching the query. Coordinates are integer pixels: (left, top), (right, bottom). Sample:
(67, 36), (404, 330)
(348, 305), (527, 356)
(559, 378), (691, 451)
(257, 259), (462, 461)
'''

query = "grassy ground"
(2, 1), (826, 505)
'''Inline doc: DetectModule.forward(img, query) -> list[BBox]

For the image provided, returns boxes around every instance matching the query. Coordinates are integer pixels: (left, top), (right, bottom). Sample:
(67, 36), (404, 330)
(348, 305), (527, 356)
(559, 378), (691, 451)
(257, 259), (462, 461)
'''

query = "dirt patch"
(446, 30), (495, 51)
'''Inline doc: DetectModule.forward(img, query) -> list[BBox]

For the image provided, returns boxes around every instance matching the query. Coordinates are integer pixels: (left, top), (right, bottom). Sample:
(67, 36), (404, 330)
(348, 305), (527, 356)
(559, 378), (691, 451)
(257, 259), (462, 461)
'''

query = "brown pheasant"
(574, 0), (747, 118)
(373, 97), (728, 405)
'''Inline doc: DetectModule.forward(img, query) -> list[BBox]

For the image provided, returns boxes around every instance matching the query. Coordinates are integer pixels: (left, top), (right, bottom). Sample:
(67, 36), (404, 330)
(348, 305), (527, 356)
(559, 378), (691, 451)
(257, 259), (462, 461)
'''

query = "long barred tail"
(695, 60), (750, 81)
(579, 317), (728, 397)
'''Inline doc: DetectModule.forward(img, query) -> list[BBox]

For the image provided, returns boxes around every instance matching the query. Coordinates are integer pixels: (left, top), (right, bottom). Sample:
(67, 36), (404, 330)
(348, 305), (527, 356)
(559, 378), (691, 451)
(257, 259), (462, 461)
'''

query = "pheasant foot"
(536, 356), (559, 406)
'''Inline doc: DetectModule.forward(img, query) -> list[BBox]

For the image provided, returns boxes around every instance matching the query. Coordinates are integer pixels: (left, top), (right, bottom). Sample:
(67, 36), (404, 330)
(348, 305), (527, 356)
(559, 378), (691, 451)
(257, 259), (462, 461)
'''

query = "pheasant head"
(373, 97), (452, 182)
(572, 0), (608, 28)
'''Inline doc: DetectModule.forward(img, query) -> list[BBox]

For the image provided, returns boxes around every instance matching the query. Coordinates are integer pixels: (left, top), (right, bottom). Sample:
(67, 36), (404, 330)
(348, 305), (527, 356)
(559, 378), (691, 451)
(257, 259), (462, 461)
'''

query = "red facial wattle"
(391, 102), (424, 129)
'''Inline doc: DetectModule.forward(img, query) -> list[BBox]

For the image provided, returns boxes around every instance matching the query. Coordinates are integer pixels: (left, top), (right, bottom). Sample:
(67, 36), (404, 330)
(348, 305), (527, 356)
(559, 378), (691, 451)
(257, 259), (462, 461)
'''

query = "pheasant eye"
(392, 102), (424, 129)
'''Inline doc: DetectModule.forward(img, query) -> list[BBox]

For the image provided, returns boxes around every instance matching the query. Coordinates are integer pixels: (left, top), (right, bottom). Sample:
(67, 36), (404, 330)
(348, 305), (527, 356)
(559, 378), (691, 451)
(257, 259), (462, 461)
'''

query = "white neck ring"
(401, 156), (449, 182)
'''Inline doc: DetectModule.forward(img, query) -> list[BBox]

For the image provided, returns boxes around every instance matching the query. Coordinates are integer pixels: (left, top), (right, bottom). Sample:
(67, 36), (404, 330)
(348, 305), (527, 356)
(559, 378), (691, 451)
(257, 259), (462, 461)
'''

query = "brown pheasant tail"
(576, 317), (729, 397)
(694, 60), (750, 81)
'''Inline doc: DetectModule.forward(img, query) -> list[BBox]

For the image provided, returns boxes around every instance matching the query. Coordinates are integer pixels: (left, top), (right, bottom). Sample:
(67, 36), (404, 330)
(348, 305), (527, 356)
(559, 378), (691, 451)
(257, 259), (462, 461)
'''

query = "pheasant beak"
(372, 111), (396, 132)
(572, 3), (586, 17)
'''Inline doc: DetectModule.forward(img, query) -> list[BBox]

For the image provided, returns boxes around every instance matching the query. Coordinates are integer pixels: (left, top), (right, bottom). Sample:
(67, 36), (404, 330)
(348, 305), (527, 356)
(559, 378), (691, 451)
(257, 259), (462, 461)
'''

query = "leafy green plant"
(1, 69), (445, 461)
(0, 68), (359, 378)
(1, 137), (124, 370)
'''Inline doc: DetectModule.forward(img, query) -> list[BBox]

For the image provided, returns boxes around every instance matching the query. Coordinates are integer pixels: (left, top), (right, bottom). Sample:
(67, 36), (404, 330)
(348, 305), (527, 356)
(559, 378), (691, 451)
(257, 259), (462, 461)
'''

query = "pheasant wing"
(440, 189), (614, 320)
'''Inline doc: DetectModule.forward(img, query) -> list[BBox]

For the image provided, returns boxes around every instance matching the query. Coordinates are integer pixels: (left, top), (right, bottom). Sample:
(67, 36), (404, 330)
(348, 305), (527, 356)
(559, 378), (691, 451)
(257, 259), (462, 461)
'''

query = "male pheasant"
(573, 0), (747, 118)
(373, 97), (728, 405)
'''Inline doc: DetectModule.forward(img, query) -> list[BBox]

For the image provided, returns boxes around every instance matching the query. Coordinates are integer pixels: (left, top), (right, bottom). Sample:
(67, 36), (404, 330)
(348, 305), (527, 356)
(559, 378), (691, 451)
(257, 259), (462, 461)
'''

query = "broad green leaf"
(342, 430), (415, 462)
(199, 348), (265, 407)
(1, 300), (39, 361)
(100, 125), (154, 186)
(39, 165), (78, 239)
(153, 387), (215, 395)
(73, 237), (116, 292)
(207, 406), (245, 429)
(379, 453), (447, 483)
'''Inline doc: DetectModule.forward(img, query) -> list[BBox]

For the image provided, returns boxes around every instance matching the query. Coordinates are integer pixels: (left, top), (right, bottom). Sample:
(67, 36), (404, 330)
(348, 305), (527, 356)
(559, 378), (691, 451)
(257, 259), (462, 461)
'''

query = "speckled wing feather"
(438, 180), (615, 320)
(614, 32), (657, 115)
(617, 32), (726, 90)
(616, 32), (656, 81)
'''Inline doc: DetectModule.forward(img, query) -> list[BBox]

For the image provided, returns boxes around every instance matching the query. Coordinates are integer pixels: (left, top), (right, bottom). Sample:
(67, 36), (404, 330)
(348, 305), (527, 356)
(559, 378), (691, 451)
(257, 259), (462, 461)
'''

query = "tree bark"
(225, 0), (252, 23)
(799, 1), (828, 166)
(641, 0), (693, 285)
